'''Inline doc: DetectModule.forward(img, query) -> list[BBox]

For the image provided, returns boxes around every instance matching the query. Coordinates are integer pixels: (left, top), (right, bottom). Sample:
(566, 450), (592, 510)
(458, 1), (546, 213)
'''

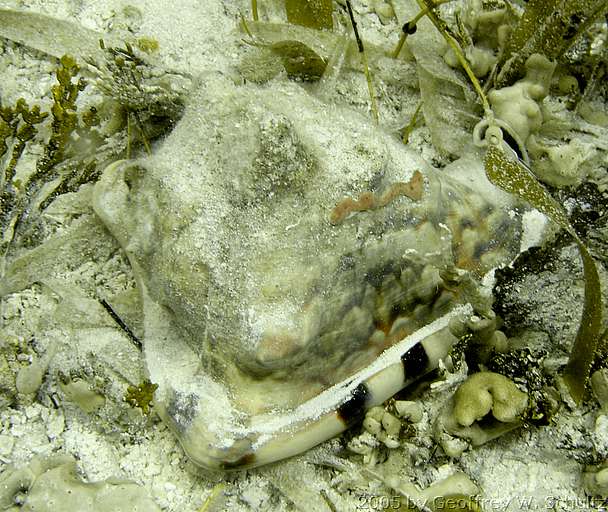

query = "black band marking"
(401, 342), (430, 379)
(337, 383), (370, 426)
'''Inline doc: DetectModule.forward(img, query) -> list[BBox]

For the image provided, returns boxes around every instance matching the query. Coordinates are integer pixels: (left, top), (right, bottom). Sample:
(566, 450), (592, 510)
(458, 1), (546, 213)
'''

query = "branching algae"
(0, 29), (188, 276)
(1, 56), (85, 274)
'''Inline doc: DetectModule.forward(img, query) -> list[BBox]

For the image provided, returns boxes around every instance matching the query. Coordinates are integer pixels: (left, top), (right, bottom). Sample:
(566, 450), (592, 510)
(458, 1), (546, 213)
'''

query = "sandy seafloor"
(1, 0), (608, 511)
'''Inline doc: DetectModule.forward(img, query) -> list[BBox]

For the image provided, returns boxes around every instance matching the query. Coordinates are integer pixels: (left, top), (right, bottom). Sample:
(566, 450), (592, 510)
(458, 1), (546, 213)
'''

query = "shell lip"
(156, 304), (472, 471)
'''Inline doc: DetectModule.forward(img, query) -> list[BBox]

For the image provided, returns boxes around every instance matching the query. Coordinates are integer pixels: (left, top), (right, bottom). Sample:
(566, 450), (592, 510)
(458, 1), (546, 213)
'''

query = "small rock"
(394, 400), (423, 423)
(373, 0), (394, 24)
(16, 360), (45, 395)
(381, 412), (401, 437)
(363, 416), (381, 435)
(46, 411), (65, 440)
(0, 434), (14, 457)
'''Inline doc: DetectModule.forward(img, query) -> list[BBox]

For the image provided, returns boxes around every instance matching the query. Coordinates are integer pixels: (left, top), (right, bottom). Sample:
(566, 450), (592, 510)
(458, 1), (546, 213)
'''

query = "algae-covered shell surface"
(92, 72), (534, 470)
